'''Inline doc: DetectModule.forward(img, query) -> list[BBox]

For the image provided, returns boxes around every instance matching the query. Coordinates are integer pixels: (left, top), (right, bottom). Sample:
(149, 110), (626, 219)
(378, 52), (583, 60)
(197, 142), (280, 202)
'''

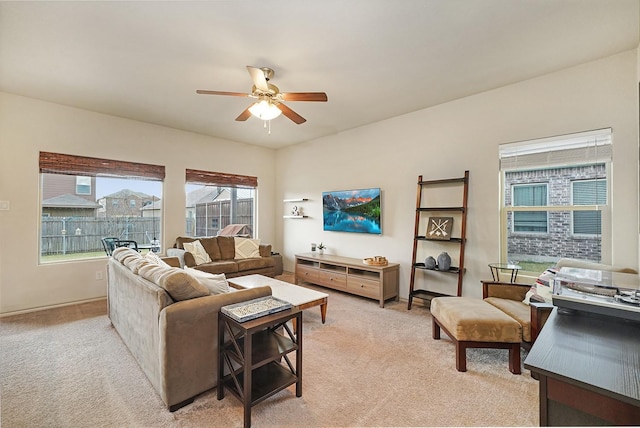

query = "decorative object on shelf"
(363, 256), (388, 266)
(426, 217), (453, 240)
(311, 242), (317, 252)
(317, 242), (326, 255)
(437, 252), (451, 271)
(424, 256), (436, 269)
(283, 198), (309, 218)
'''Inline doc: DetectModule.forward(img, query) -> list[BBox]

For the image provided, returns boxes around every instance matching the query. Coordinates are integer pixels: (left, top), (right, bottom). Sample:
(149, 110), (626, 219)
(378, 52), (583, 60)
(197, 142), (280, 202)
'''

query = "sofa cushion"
(192, 261), (239, 275)
(139, 263), (174, 284)
(125, 256), (151, 274)
(174, 236), (196, 250)
(430, 297), (521, 343)
(185, 267), (230, 295)
(183, 240), (212, 265)
(159, 269), (211, 301)
(236, 257), (273, 271)
(112, 247), (139, 263)
(216, 236), (236, 260)
(199, 237), (222, 261)
(234, 237), (261, 259)
(484, 297), (532, 342)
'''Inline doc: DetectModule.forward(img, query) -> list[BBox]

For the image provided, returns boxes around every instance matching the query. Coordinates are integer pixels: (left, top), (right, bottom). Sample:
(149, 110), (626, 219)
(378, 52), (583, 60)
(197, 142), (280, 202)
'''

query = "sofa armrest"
(158, 286), (272, 408)
(161, 256), (181, 268)
(530, 302), (554, 343)
(165, 248), (186, 268)
(481, 280), (531, 301)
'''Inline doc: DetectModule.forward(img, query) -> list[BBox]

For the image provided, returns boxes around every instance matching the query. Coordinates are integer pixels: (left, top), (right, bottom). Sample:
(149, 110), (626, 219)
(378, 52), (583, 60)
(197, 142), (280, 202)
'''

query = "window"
(185, 169), (257, 238)
(512, 184), (548, 233)
(76, 176), (91, 195)
(572, 179), (606, 235)
(39, 152), (164, 263)
(499, 129), (611, 275)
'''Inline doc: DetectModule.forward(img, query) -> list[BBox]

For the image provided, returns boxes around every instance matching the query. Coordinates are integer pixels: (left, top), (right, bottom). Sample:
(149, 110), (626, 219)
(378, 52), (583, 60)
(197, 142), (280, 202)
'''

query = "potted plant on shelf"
(317, 242), (326, 255)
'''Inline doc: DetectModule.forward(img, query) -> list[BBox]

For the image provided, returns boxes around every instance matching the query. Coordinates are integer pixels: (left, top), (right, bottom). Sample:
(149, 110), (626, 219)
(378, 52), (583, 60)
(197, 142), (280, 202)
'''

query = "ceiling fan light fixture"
(248, 100), (282, 121)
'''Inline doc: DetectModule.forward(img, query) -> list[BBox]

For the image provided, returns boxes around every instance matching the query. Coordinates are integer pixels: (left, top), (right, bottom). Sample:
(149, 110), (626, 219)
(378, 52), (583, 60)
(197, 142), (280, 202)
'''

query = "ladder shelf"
(408, 171), (469, 309)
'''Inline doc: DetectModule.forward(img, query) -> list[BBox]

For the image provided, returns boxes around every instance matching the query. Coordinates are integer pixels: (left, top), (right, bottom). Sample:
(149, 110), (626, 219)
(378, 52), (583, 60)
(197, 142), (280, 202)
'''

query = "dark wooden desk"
(524, 308), (640, 426)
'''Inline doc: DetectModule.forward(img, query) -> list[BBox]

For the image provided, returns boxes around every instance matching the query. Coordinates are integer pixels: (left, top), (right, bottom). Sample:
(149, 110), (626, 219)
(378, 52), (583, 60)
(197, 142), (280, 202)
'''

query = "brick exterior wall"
(505, 164), (605, 262)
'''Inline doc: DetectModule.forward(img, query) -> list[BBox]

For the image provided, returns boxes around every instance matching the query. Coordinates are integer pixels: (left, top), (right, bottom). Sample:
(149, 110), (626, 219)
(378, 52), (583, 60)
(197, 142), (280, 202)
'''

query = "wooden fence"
(193, 199), (253, 237)
(41, 217), (161, 255)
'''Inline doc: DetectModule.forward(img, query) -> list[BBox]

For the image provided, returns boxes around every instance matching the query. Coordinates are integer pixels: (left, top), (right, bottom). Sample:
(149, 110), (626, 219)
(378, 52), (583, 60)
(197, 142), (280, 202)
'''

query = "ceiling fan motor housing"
(260, 67), (275, 81)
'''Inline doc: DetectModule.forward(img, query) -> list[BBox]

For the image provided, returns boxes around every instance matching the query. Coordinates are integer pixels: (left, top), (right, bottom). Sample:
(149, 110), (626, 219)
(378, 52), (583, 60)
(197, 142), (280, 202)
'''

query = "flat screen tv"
(322, 187), (381, 234)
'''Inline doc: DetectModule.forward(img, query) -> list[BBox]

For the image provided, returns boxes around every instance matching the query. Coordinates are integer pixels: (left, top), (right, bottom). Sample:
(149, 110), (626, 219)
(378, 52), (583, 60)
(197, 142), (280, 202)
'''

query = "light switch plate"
(0, 201), (9, 210)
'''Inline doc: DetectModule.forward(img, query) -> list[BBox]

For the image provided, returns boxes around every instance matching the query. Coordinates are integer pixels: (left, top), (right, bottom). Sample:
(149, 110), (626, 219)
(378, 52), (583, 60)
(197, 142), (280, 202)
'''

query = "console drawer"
(316, 270), (347, 290)
(296, 265), (320, 283)
(347, 276), (380, 299)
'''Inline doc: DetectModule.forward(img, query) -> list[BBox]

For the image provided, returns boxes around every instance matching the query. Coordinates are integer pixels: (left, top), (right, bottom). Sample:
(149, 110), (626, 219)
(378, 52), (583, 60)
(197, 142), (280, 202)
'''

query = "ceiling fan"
(196, 66), (328, 125)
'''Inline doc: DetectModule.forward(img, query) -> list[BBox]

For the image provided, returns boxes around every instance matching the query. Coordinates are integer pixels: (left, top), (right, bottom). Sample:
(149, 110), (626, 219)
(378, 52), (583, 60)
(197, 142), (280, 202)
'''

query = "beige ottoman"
(431, 296), (522, 374)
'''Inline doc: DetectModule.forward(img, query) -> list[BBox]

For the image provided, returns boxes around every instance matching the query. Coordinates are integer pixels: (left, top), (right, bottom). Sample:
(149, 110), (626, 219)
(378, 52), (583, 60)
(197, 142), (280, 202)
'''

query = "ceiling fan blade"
(282, 92), (328, 102)
(277, 103), (306, 124)
(246, 66), (269, 92)
(235, 106), (253, 121)
(196, 90), (249, 97)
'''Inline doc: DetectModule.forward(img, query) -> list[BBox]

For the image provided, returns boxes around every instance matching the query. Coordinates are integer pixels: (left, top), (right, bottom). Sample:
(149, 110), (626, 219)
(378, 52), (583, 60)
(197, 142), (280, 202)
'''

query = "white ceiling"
(1, 1), (638, 149)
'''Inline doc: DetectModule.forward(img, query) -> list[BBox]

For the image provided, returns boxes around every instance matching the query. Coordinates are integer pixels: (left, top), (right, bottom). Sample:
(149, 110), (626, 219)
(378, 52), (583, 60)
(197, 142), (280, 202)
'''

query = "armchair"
(481, 281), (554, 349)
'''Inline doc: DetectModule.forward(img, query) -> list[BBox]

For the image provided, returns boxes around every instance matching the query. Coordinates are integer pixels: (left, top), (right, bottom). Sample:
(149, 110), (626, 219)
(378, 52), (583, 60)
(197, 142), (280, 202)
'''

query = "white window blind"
(499, 128), (612, 171)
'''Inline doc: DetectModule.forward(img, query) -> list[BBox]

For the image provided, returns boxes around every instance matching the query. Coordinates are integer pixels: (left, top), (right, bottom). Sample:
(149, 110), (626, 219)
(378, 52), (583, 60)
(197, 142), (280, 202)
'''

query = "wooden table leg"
(320, 302), (327, 324)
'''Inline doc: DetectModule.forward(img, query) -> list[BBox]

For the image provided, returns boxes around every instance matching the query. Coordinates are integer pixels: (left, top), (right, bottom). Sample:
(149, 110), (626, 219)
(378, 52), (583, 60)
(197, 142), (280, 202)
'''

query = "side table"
(489, 263), (522, 283)
(218, 307), (302, 428)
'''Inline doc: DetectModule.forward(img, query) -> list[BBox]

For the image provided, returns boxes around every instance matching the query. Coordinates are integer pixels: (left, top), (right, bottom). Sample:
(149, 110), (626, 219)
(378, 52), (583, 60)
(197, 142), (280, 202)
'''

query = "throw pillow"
(234, 237), (261, 259)
(185, 267), (230, 295)
(183, 240), (212, 265)
(145, 251), (171, 267)
(158, 268), (211, 301)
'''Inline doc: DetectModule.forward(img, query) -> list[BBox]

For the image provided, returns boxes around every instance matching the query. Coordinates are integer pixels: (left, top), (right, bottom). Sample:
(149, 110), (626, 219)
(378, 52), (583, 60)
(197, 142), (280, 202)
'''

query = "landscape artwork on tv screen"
(322, 187), (381, 234)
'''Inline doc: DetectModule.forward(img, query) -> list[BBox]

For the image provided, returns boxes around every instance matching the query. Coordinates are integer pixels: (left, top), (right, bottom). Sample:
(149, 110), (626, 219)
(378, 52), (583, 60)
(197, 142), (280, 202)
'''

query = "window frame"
(571, 178), (607, 237)
(39, 152), (165, 264)
(184, 168), (258, 238)
(75, 176), (92, 195)
(498, 129), (612, 276)
(511, 183), (549, 234)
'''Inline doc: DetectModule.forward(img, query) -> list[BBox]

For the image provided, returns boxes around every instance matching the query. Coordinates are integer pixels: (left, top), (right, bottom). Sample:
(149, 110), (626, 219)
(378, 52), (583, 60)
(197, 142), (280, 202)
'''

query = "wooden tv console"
(295, 253), (399, 307)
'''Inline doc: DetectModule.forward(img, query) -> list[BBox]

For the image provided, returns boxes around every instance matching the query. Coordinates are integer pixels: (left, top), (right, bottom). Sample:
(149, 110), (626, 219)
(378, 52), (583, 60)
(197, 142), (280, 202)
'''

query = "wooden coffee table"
(229, 274), (328, 324)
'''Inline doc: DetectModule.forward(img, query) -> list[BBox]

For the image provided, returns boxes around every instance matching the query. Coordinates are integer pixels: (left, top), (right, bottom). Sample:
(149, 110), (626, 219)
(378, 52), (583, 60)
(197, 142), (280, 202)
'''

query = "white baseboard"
(0, 297), (107, 318)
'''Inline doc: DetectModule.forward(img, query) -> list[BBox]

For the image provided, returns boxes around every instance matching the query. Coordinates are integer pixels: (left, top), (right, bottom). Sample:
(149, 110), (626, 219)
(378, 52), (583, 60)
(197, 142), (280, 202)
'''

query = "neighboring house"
(187, 187), (253, 237)
(140, 198), (161, 218)
(41, 194), (101, 217)
(185, 186), (221, 236)
(41, 173), (99, 217)
(505, 164), (606, 262)
(97, 189), (155, 218)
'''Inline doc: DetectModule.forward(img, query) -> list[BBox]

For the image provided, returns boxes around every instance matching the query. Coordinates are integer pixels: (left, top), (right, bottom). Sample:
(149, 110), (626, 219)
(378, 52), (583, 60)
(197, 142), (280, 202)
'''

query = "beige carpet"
(0, 276), (538, 427)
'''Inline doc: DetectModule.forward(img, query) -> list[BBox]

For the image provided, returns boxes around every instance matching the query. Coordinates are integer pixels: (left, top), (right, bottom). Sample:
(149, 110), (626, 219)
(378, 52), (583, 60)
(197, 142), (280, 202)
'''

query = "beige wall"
(276, 50), (640, 300)
(1, 49), (638, 314)
(0, 93), (277, 314)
